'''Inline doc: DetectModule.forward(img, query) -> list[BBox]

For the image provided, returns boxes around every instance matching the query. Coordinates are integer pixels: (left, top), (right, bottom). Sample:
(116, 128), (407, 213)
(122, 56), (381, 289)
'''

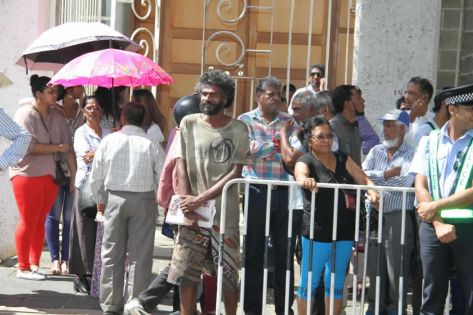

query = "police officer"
(410, 84), (473, 314)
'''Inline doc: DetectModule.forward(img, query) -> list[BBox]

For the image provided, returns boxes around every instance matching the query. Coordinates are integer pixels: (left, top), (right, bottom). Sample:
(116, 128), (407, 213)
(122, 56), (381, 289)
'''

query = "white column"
(352, 0), (442, 127)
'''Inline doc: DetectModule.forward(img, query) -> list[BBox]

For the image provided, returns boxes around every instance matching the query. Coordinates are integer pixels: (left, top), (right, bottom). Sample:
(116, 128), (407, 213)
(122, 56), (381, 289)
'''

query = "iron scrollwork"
(130, 0), (155, 58)
(206, 31), (246, 67)
(216, 0), (248, 24)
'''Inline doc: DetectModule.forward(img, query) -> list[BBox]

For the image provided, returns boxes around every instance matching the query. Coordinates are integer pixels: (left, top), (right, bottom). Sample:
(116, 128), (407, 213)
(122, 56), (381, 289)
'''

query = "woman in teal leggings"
(294, 117), (378, 315)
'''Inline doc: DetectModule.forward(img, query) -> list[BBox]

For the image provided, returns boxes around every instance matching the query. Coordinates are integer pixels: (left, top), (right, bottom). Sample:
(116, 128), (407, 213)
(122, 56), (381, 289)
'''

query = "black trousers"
(138, 263), (180, 312)
(419, 221), (473, 315)
(243, 185), (294, 315)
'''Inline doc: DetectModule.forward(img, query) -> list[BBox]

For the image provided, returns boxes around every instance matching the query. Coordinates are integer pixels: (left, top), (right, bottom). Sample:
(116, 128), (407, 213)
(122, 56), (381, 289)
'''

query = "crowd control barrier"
(215, 178), (422, 315)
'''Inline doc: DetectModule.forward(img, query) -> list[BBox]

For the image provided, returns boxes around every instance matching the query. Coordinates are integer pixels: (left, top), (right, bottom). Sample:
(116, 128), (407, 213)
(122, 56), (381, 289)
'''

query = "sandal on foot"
(61, 261), (69, 275)
(48, 260), (61, 275)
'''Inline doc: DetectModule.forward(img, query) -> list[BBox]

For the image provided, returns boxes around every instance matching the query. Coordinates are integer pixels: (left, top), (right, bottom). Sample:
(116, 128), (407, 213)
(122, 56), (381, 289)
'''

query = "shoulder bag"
(78, 127), (97, 218)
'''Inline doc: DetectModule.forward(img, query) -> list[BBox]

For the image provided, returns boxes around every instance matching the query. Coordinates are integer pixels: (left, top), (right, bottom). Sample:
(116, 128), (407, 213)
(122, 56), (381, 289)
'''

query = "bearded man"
(167, 70), (250, 315)
(362, 109), (416, 315)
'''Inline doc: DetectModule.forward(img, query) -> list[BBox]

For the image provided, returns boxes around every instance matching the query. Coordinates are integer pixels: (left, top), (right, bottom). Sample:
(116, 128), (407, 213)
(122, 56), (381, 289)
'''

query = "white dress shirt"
(90, 125), (163, 203)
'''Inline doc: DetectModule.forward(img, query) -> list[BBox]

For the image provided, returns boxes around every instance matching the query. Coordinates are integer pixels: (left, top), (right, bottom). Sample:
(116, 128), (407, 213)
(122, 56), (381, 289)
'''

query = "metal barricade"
(216, 178), (417, 315)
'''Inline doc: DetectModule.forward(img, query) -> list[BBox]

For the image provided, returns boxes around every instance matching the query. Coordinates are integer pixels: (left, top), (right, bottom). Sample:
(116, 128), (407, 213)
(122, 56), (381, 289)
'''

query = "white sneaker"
(16, 270), (46, 281)
(123, 298), (150, 315)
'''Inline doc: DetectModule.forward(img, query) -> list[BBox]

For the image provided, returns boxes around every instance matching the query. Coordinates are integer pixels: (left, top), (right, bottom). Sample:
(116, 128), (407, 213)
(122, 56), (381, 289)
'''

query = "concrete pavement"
(0, 219), (384, 315)
(0, 221), (175, 315)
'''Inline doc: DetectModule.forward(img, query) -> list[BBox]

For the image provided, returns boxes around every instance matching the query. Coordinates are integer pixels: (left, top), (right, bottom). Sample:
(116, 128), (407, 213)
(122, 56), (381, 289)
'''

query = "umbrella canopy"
(49, 48), (173, 88)
(17, 22), (140, 71)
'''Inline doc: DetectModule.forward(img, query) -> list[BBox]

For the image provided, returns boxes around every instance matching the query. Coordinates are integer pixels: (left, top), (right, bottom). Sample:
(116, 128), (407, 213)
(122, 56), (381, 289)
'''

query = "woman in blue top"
(294, 116), (378, 315)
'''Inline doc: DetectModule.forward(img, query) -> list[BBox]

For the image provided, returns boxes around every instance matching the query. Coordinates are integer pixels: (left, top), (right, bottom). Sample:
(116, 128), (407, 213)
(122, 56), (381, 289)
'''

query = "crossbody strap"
(428, 130), (473, 222)
(428, 130), (441, 201)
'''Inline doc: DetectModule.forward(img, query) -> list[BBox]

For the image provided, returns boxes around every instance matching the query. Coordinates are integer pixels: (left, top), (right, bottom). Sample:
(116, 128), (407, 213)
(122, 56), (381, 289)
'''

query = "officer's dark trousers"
(419, 221), (473, 315)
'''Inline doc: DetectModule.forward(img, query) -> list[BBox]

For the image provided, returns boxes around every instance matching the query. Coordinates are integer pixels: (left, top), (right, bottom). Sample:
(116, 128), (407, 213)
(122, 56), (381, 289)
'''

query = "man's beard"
(355, 110), (364, 116)
(383, 137), (399, 148)
(200, 101), (224, 116)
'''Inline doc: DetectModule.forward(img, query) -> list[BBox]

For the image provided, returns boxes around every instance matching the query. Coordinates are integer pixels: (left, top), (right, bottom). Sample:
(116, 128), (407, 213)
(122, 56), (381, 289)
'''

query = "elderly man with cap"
(410, 84), (473, 314)
(362, 109), (416, 315)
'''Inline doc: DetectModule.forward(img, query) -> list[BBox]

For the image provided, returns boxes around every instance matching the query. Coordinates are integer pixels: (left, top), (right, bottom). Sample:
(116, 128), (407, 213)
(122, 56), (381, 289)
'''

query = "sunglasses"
(310, 72), (324, 78)
(453, 150), (465, 172)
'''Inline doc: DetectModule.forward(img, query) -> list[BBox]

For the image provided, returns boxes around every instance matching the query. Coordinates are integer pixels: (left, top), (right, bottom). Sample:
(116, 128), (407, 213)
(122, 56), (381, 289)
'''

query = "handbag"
(78, 170), (97, 218)
(54, 160), (68, 186)
(343, 191), (357, 211)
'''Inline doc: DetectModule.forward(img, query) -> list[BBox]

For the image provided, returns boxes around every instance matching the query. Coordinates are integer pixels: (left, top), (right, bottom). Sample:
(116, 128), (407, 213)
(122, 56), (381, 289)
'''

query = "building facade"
(0, 0), (471, 258)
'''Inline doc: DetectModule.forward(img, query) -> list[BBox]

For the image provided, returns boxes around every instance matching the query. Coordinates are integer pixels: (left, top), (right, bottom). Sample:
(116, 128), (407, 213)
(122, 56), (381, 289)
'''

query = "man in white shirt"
(410, 84), (473, 314)
(90, 102), (163, 315)
(403, 77), (434, 147)
(414, 89), (451, 145)
(288, 64), (326, 114)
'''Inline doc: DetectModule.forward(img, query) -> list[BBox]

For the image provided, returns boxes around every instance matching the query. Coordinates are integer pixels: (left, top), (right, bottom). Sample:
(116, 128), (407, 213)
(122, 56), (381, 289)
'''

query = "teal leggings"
(297, 236), (353, 300)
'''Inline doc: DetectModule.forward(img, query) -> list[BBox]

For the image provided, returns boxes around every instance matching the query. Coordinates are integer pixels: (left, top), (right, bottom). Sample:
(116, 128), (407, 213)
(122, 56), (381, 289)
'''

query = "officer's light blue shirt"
(410, 121), (473, 198)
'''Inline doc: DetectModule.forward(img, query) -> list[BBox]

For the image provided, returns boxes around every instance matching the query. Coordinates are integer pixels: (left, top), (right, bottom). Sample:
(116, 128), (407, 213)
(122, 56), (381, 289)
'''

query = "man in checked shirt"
(362, 109), (416, 315)
(238, 76), (293, 315)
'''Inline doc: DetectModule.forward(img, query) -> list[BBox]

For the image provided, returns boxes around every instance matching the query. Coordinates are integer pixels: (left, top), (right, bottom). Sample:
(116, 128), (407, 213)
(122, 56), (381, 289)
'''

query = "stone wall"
(352, 0), (442, 131)
(0, 0), (53, 259)
(437, 0), (473, 89)
(459, 0), (473, 85)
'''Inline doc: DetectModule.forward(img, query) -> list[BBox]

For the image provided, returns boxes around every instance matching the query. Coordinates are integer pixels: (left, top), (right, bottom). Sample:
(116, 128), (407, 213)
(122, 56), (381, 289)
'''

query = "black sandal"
(73, 274), (91, 294)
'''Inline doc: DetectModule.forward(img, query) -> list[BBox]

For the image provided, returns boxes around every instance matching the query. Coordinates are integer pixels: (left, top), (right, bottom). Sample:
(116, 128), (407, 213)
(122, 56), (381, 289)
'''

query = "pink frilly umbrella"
(49, 48), (173, 87)
(49, 48), (173, 126)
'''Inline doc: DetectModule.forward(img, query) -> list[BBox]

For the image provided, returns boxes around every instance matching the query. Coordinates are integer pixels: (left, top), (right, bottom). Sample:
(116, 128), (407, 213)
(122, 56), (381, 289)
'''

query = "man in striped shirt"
(362, 109), (416, 315)
(238, 76), (293, 315)
(0, 107), (31, 171)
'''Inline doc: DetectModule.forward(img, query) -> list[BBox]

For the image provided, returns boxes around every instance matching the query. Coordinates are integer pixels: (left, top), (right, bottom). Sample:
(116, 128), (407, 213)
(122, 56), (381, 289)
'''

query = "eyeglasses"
(453, 150), (465, 172)
(312, 133), (334, 142)
(310, 72), (324, 78)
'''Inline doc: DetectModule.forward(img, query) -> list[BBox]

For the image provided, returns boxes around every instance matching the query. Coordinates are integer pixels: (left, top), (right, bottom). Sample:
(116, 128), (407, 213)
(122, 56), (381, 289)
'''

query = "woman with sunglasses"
(294, 116), (378, 315)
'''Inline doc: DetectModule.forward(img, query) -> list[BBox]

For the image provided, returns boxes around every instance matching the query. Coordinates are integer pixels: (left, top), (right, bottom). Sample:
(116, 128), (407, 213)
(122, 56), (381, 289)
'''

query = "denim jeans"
(45, 178), (73, 262)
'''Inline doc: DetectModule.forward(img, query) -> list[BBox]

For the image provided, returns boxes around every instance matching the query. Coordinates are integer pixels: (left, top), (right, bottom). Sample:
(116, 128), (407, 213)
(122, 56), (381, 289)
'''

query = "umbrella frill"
(49, 48), (173, 88)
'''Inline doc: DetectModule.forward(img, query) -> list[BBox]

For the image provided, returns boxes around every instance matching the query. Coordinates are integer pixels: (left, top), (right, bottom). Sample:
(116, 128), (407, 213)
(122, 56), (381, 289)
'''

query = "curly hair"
(297, 116), (332, 150)
(196, 70), (235, 108)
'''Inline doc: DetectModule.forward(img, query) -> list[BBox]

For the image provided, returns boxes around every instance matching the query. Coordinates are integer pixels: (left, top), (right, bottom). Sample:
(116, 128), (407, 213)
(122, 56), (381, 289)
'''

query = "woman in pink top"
(10, 75), (75, 281)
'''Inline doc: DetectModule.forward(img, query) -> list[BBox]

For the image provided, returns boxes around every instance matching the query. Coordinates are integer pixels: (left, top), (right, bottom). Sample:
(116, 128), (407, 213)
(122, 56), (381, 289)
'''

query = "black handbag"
(54, 160), (68, 186)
